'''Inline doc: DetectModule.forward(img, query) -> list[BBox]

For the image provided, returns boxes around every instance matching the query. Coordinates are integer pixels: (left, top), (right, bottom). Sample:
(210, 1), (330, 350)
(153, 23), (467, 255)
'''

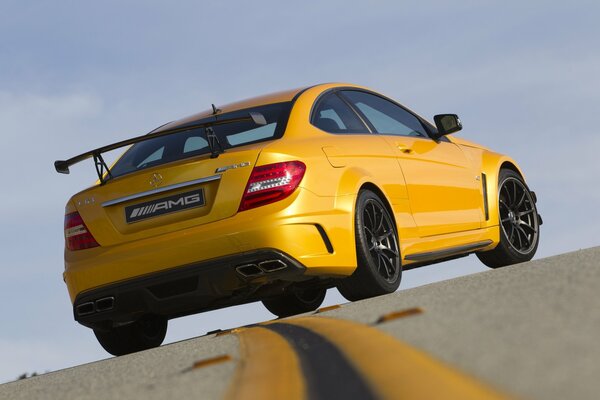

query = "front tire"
(477, 169), (540, 268)
(93, 315), (168, 356)
(337, 190), (401, 301)
(262, 286), (327, 318)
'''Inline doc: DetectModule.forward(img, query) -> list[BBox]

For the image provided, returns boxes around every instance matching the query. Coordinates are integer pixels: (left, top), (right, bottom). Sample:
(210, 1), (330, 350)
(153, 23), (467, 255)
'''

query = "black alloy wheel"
(478, 169), (540, 268)
(337, 190), (401, 301)
(499, 177), (539, 254)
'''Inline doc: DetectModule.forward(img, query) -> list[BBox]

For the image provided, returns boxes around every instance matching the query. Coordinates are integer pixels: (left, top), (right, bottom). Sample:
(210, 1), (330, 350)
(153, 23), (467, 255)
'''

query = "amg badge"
(125, 189), (205, 223)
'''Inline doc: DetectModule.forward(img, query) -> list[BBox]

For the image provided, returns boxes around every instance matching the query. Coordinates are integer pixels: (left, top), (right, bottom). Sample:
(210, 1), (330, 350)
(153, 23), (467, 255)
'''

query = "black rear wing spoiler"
(54, 112), (267, 184)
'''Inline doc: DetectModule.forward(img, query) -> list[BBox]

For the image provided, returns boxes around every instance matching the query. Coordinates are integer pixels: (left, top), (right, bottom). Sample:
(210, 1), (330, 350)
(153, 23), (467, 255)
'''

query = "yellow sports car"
(56, 83), (541, 355)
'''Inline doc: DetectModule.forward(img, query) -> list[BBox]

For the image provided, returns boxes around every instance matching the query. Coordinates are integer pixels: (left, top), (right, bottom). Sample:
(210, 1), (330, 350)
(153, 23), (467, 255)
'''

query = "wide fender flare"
(481, 152), (527, 228)
(332, 166), (397, 221)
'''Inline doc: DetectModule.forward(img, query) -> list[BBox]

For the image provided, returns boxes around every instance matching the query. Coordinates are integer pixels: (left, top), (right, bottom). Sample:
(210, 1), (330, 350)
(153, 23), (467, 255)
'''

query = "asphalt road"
(2, 246), (599, 399)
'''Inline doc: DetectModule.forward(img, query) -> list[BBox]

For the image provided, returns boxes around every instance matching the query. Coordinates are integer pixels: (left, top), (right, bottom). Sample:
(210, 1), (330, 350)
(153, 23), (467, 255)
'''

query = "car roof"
(155, 86), (309, 133)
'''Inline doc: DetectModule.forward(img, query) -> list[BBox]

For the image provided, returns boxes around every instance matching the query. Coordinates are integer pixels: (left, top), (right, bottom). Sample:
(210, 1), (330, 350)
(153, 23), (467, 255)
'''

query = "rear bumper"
(64, 188), (358, 302)
(74, 249), (307, 330)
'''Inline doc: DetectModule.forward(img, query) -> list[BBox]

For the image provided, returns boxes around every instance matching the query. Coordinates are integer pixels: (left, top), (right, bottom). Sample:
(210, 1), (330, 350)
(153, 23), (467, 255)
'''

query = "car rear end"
(61, 98), (335, 329)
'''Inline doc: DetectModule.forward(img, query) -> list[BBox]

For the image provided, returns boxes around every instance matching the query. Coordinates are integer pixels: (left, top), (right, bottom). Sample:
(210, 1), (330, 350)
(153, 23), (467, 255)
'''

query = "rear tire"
(93, 315), (168, 356)
(477, 169), (540, 268)
(262, 286), (326, 318)
(337, 190), (401, 301)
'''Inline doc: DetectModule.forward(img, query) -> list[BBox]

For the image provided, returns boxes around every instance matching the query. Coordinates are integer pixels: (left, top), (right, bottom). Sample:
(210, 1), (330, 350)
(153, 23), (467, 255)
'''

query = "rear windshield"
(109, 102), (291, 178)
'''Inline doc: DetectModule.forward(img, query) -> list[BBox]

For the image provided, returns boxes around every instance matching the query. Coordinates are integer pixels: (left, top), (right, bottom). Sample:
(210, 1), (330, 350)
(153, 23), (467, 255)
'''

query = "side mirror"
(433, 114), (462, 138)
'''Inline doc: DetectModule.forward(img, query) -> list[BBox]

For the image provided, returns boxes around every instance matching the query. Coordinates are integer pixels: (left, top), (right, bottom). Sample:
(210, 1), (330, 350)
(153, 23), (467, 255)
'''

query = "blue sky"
(1, 1), (599, 383)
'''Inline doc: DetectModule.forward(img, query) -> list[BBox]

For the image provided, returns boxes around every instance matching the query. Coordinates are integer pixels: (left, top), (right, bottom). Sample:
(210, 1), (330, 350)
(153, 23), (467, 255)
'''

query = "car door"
(311, 92), (408, 204)
(340, 90), (482, 237)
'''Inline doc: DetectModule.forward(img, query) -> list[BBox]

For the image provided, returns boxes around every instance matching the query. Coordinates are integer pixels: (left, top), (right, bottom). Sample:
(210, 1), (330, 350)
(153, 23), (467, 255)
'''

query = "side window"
(136, 146), (164, 168)
(183, 136), (208, 153)
(311, 93), (368, 134)
(226, 123), (276, 146)
(341, 91), (427, 137)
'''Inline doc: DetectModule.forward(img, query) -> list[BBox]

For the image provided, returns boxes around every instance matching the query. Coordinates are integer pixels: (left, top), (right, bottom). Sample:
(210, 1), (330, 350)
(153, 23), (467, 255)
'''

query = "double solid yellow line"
(225, 316), (513, 400)
(225, 326), (306, 400)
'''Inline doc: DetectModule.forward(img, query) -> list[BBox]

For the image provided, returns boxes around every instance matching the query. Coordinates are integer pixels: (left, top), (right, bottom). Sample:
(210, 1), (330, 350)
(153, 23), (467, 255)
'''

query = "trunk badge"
(149, 173), (164, 188)
(215, 162), (250, 173)
(76, 197), (95, 206)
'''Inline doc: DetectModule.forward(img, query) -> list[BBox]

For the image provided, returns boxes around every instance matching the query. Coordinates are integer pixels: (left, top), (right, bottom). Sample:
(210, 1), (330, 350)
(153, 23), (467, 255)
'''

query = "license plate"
(125, 188), (205, 223)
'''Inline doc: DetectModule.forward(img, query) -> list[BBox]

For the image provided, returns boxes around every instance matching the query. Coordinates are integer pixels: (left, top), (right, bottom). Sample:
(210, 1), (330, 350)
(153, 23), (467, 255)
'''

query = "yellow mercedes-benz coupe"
(56, 83), (541, 355)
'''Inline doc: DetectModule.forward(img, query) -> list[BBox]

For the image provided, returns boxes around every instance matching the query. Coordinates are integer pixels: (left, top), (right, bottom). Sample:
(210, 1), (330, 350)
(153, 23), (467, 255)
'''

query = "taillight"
(239, 161), (306, 211)
(64, 212), (99, 251)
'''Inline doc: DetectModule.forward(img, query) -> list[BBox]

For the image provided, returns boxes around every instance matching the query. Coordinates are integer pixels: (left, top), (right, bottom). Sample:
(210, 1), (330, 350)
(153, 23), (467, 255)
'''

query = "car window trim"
(310, 87), (444, 140)
(337, 89), (435, 139)
(309, 90), (372, 134)
(334, 92), (374, 134)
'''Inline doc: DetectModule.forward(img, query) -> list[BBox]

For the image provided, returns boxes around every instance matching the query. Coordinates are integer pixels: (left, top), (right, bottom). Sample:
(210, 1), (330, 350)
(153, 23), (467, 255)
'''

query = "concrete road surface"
(1, 246), (599, 399)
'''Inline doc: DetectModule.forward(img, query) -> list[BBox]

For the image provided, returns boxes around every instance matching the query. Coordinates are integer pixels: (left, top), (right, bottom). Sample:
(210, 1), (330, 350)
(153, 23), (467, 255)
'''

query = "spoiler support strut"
(54, 111), (267, 182)
(93, 153), (113, 185)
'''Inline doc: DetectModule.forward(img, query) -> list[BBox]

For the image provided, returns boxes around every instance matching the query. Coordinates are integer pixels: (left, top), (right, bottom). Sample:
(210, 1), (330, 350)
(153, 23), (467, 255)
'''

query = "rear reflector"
(64, 212), (99, 251)
(238, 161), (306, 211)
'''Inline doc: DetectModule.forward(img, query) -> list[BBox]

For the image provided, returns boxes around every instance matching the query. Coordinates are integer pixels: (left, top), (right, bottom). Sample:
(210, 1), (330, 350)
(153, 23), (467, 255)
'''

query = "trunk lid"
(71, 146), (261, 247)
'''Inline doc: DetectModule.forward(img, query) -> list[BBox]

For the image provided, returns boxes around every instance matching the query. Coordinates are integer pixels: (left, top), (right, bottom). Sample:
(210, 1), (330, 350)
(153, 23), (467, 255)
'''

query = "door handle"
(397, 145), (413, 154)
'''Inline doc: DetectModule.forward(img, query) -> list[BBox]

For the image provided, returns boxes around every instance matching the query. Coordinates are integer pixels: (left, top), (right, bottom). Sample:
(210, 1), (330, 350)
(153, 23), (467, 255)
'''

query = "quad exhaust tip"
(236, 264), (263, 278)
(258, 260), (287, 272)
(76, 302), (95, 316)
(235, 260), (288, 278)
(76, 296), (115, 317)
(95, 297), (115, 312)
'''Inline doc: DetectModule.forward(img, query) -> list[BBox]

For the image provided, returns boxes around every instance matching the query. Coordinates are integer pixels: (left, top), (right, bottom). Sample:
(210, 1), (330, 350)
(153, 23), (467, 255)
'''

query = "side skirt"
(403, 240), (493, 267)
(403, 253), (470, 271)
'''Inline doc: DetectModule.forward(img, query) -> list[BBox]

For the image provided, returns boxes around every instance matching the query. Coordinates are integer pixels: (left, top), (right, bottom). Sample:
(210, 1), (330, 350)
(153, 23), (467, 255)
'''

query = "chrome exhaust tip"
(76, 302), (95, 316)
(258, 260), (287, 273)
(236, 264), (263, 278)
(95, 297), (115, 312)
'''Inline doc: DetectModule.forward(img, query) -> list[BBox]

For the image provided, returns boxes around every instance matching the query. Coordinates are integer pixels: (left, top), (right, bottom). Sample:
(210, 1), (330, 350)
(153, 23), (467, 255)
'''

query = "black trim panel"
(315, 224), (334, 254)
(125, 188), (205, 223)
(403, 253), (469, 271)
(404, 240), (493, 262)
(482, 173), (489, 221)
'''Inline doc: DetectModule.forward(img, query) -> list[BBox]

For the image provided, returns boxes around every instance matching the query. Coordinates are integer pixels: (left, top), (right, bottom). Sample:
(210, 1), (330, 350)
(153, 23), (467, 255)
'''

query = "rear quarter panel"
(259, 85), (420, 258)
